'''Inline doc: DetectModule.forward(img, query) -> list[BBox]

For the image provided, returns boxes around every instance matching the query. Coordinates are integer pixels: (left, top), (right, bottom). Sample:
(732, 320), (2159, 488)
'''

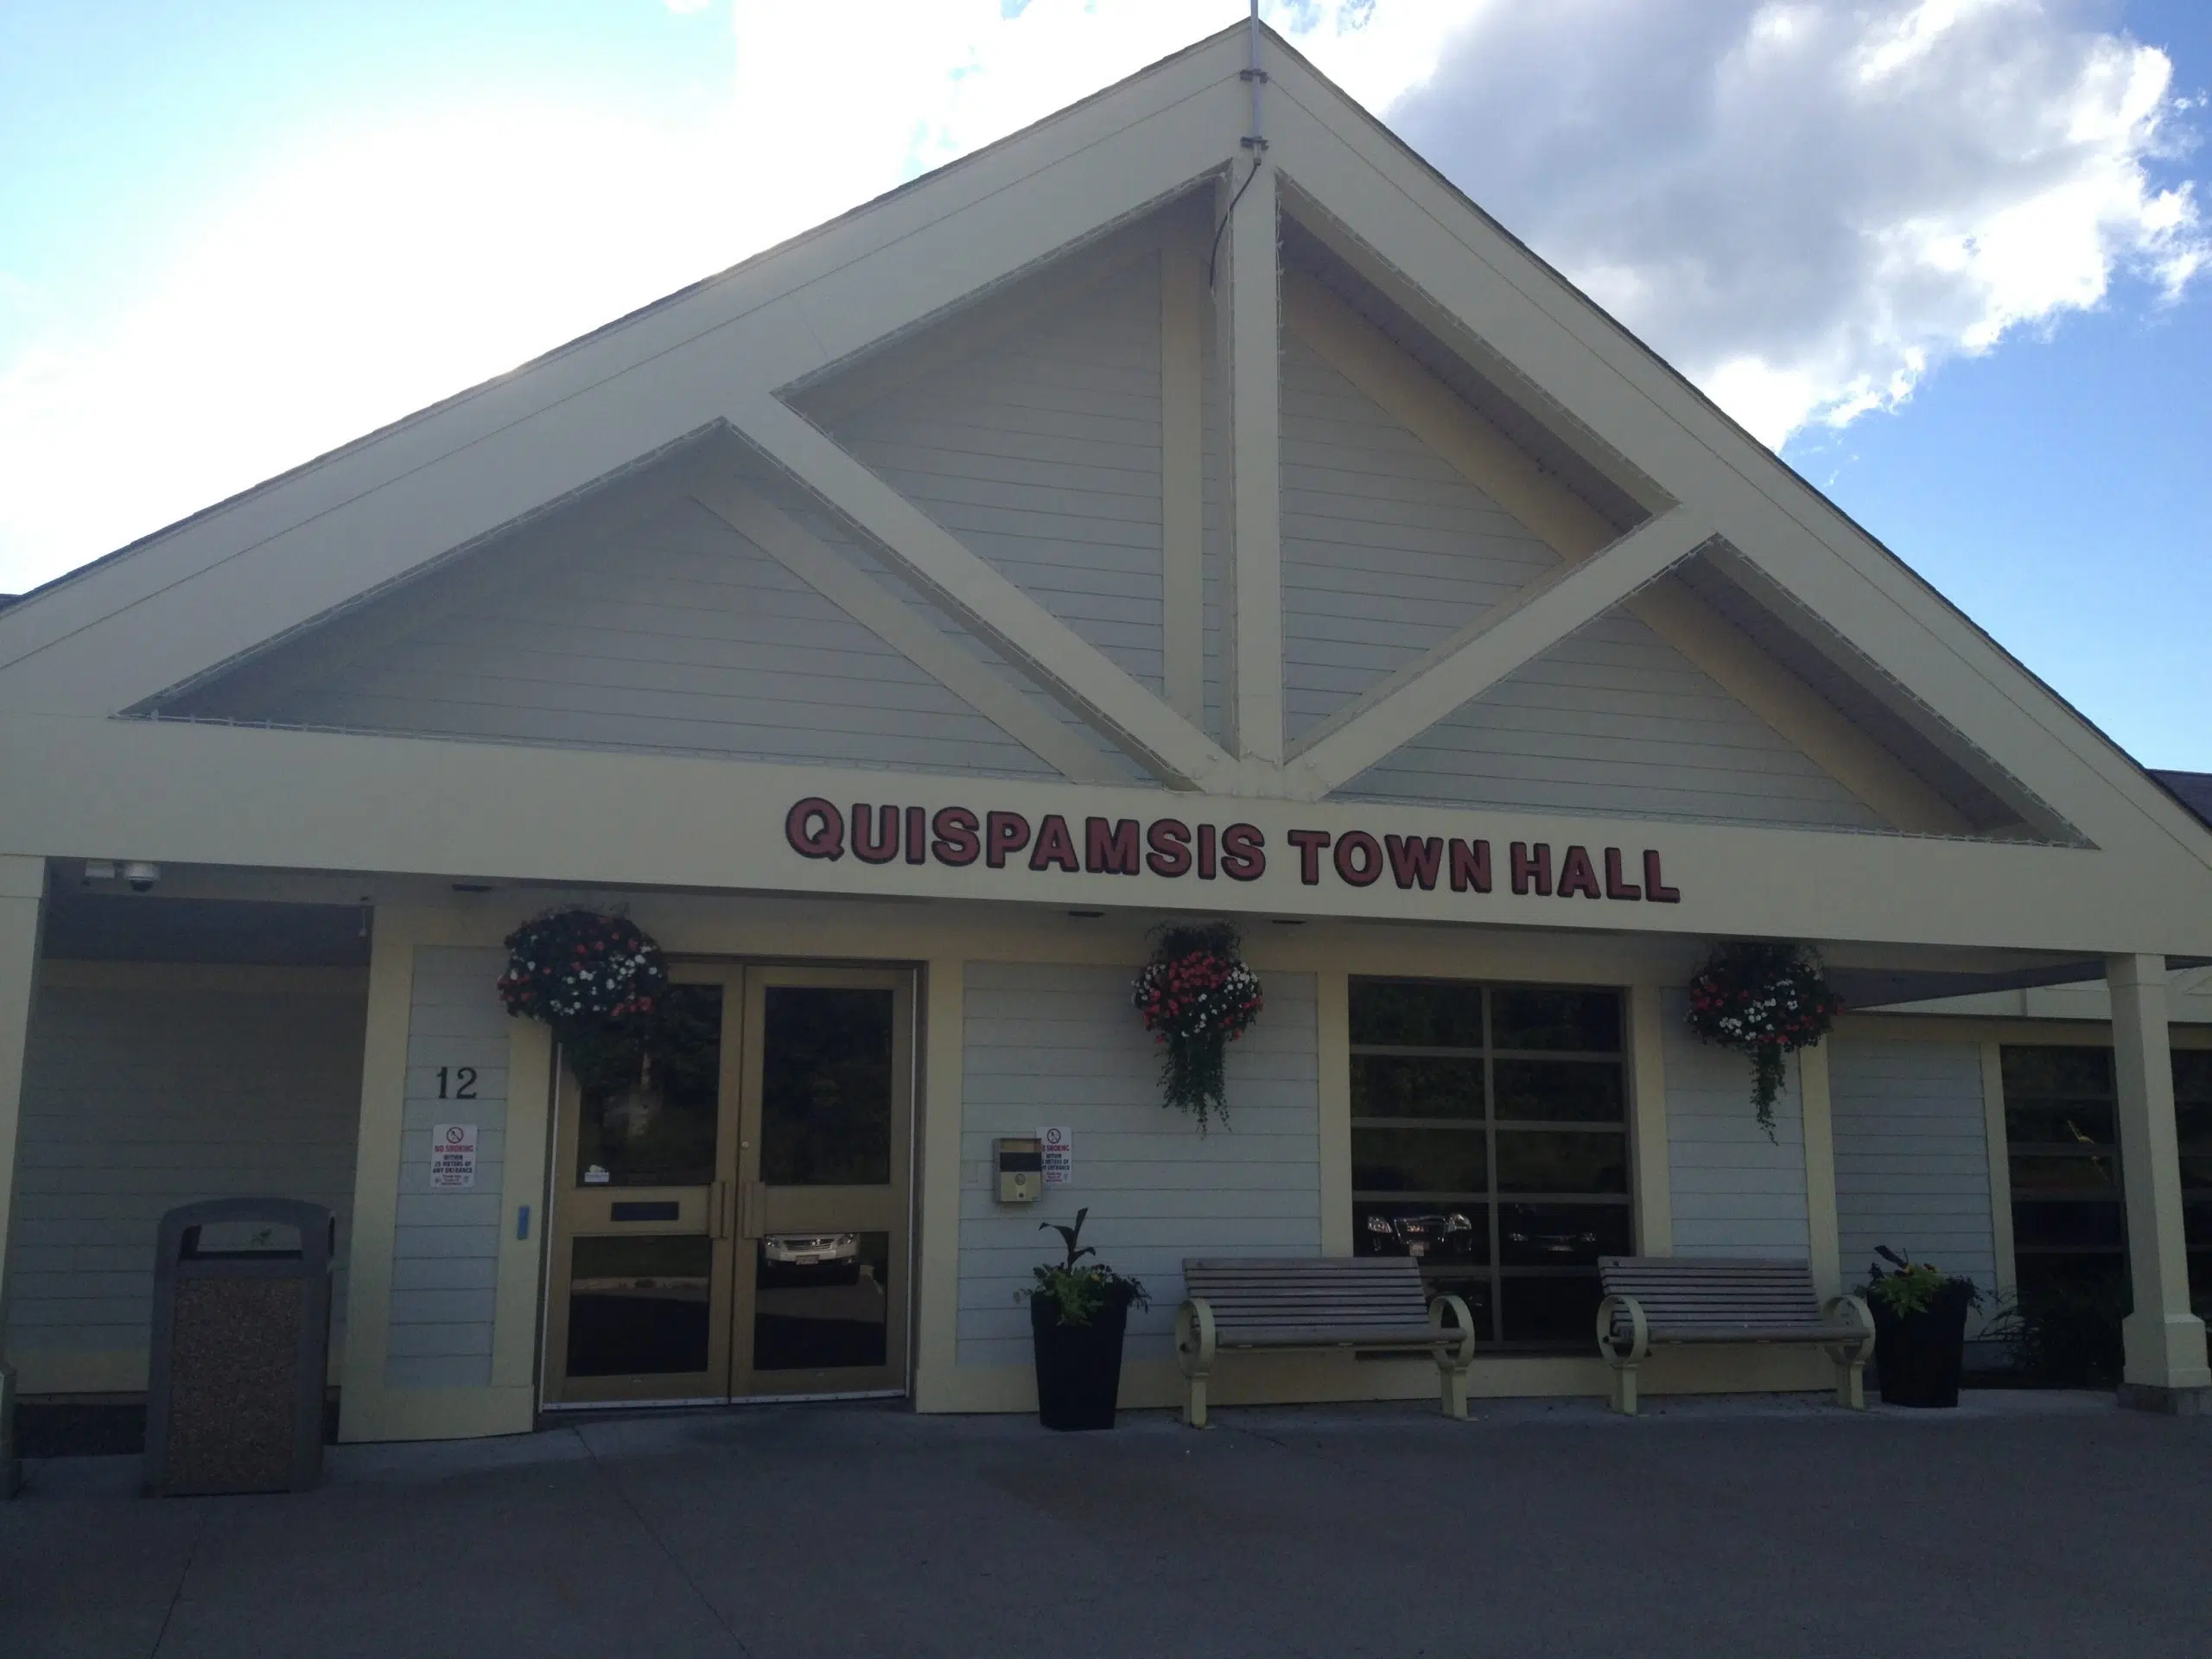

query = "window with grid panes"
(2000, 1046), (2126, 1300)
(2000, 1045), (2212, 1316)
(1349, 979), (1631, 1347)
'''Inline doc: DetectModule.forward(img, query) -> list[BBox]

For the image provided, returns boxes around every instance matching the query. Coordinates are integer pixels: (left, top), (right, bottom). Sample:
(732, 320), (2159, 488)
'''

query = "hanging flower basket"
(1685, 941), (1841, 1137)
(496, 908), (668, 1038)
(1131, 922), (1263, 1132)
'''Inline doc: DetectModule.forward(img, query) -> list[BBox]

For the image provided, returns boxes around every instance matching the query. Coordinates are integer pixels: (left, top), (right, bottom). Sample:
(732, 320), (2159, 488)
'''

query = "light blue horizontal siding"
(177, 495), (1061, 779)
(4, 981), (365, 1377)
(1828, 1038), (1997, 1305)
(829, 262), (1166, 696)
(957, 962), (1319, 1371)
(1662, 989), (1812, 1259)
(386, 945), (515, 1390)
(1277, 339), (1884, 830)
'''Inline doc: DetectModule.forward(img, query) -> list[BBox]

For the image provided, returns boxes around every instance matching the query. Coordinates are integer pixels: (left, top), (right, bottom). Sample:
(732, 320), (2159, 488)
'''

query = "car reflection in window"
(760, 1232), (861, 1285)
(1363, 1211), (1478, 1261)
(1503, 1223), (1600, 1260)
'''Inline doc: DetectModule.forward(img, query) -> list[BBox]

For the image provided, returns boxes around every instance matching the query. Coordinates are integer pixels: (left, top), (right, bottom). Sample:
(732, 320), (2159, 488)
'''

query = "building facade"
(3, 24), (2209, 1443)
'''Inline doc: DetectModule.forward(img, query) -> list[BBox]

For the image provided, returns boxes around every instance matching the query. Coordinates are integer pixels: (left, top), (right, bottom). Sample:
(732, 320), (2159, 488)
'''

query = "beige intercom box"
(995, 1136), (1044, 1204)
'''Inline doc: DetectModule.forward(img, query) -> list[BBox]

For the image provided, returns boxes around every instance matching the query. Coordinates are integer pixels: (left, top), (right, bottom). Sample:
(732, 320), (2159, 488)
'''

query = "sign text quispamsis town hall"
(782, 798), (1681, 903)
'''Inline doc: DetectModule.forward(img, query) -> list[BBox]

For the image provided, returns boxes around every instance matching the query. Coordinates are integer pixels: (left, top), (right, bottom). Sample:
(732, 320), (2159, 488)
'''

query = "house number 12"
(436, 1066), (479, 1100)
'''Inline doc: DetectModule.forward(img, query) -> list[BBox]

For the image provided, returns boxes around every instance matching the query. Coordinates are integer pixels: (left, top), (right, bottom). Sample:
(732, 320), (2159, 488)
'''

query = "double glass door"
(543, 965), (913, 1405)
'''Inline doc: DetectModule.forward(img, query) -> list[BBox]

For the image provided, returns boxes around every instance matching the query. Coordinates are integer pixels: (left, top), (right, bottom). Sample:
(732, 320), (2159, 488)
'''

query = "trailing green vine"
(1685, 941), (1841, 1137)
(1131, 922), (1263, 1131)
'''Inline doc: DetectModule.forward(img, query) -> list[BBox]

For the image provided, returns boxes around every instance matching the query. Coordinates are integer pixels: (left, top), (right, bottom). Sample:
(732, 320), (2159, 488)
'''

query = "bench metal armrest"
(1822, 1294), (1875, 1363)
(1428, 1294), (1477, 1366)
(1596, 1293), (1649, 1364)
(1175, 1298), (1217, 1377)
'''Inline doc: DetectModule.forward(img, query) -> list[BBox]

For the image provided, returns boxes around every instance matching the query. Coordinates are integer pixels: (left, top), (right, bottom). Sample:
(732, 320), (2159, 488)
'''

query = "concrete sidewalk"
(4, 1391), (2209, 1657)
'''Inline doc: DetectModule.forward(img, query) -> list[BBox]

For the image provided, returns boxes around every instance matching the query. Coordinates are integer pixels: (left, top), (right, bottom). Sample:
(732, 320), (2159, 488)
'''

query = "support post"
(1217, 159), (1282, 765)
(1625, 983), (1673, 1255)
(911, 957), (967, 1413)
(1980, 1040), (2018, 1305)
(1799, 1040), (1842, 1302)
(1315, 969), (1352, 1256)
(2107, 954), (2211, 1409)
(336, 913), (414, 1442)
(0, 855), (47, 1498)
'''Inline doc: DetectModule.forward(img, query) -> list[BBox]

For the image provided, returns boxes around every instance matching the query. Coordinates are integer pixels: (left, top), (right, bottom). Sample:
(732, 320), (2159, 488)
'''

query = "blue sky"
(2, 1), (2207, 768)
(1786, 0), (2212, 775)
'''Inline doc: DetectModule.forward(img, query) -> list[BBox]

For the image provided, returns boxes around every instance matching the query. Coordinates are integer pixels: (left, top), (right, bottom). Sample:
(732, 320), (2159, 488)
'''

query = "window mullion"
(1482, 987), (1501, 1345)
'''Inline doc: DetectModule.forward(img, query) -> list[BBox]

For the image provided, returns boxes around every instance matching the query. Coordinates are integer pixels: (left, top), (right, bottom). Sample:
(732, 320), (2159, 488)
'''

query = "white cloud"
(1387, 0), (2205, 445)
(0, 105), (752, 593)
(0, 0), (2199, 590)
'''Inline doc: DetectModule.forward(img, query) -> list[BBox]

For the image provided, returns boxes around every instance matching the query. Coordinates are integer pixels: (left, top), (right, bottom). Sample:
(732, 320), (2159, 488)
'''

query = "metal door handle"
(708, 1180), (730, 1241)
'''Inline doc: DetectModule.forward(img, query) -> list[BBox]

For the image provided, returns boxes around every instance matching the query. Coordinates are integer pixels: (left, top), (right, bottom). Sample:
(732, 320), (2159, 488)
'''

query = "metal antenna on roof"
(1243, 0), (1268, 156)
(1209, 0), (1269, 289)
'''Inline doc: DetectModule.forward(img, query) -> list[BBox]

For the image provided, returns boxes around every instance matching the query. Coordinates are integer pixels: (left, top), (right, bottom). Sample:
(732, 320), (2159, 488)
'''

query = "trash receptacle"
(145, 1197), (334, 1497)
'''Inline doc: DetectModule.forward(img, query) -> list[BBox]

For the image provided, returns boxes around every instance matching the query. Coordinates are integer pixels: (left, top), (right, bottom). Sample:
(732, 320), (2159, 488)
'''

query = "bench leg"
(1608, 1361), (1639, 1415)
(1835, 1352), (1866, 1411)
(1175, 1300), (1216, 1428)
(1437, 1355), (1471, 1420)
(1183, 1369), (1210, 1429)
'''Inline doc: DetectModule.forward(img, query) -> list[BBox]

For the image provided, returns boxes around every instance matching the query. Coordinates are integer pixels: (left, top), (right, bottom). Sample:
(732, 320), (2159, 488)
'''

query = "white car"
(763, 1232), (860, 1268)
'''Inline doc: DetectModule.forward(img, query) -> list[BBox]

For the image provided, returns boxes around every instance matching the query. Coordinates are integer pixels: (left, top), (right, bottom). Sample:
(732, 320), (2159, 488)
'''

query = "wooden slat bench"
(1595, 1255), (1874, 1414)
(1175, 1257), (1475, 1427)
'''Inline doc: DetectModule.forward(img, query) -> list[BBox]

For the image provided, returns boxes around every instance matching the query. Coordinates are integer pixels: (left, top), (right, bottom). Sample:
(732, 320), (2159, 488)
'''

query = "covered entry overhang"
(3, 728), (2209, 1439)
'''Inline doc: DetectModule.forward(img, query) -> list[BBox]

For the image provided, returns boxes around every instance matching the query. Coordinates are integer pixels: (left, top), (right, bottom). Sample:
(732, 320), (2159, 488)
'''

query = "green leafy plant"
(1988, 1275), (2128, 1387)
(1686, 942), (1842, 1137)
(1131, 921), (1264, 1131)
(1865, 1244), (1980, 1317)
(1026, 1207), (1148, 1329)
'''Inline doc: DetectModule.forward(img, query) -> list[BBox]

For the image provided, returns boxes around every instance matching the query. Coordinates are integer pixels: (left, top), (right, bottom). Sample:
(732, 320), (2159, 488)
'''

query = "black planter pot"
(1030, 1292), (1132, 1431)
(1869, 1281), (1974, 1408)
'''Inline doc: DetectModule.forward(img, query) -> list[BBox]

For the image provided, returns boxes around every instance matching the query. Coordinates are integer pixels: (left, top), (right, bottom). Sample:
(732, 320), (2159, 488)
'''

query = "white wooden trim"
(1980, 1039), (2017, 1303)
(1627, 982), (1673, 1255)
(726, 391), (1230, 790)
(687, 473), (1123, 784)
(10, 713), (2212, 952)
(1315, 969), (1352, 1256)
(2107, 953), (2210, 1388)
(0, 855), (45, 1348)
(1799, 1039), (1841, 1302)
(1160, 238), (1207, 727)
(490, 1018), (552, 1391)
(335, 917), (416, 1442)
(1286, 508), (1713, 798)
(1219, 162), (1284, 763)
(912, 957), (966, 1412)
(1280, 271), (1972, 836)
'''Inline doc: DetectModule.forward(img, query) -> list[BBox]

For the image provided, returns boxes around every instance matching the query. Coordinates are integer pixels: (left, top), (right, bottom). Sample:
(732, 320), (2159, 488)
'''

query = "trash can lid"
(156, 1198), (334, 1278)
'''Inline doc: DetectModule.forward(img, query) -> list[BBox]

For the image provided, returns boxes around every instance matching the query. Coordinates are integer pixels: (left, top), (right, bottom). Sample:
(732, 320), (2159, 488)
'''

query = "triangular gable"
(1, 21), (2204, 881)
(808, 234), (1172, 702)
(1338, 615), (1892, 830)
(164, 448), (1141, 785)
